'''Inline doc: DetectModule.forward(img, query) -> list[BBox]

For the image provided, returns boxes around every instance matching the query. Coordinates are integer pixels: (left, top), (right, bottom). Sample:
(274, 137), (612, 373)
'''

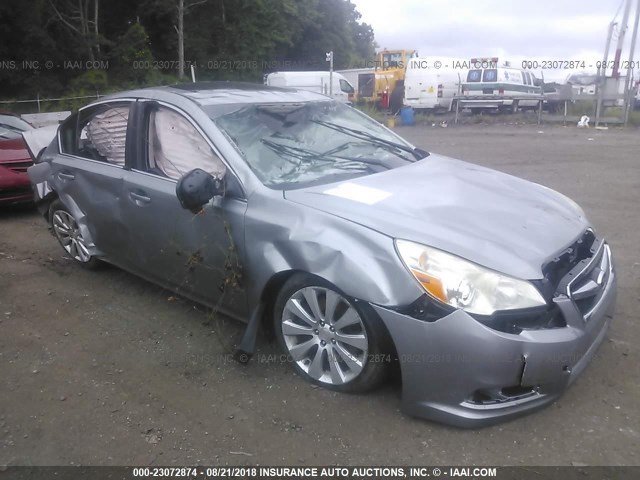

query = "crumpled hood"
(284, 154), (589, 280)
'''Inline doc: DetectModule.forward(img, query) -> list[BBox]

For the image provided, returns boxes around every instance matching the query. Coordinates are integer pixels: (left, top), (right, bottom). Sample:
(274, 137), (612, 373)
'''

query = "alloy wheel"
(52, 210), (91, 263)
(281, 286), (369, 385)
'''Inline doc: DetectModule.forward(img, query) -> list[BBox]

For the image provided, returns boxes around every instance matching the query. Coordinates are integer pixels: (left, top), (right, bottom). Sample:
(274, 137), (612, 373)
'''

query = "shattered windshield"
(210, 101), (423, 189)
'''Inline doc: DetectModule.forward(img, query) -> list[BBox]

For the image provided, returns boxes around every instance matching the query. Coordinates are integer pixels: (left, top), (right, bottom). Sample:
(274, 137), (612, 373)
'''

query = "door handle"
(58, 172), (75, 181)
(129, 191), (151, 204)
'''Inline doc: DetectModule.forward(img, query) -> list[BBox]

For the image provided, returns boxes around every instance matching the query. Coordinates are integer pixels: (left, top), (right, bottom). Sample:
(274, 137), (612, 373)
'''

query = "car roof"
(102, 81), (330, 107)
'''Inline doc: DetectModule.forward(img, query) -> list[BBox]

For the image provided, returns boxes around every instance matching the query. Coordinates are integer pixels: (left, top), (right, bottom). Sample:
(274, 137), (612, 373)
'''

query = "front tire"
(49, 199), (100, 269)
(274, 274), (390, 393)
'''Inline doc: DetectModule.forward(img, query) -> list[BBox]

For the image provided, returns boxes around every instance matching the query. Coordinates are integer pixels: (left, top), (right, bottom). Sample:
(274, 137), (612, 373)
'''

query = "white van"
(461, 67), (541, 112)
(264, 71), (355, 103)
(404, 59), (464, 111)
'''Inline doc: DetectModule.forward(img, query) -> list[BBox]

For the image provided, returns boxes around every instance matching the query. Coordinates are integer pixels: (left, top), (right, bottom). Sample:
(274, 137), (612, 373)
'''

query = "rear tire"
(49, 199), (100, 269)
(274, 273), (390, 393)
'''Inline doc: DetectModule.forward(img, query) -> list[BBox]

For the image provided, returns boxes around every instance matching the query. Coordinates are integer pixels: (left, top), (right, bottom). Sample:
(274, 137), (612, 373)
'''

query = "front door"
(121, 102), (248, 318)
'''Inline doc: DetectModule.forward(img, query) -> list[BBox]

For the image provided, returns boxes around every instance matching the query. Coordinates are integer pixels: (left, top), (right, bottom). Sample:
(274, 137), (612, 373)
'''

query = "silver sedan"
(25, 82), (616, 427)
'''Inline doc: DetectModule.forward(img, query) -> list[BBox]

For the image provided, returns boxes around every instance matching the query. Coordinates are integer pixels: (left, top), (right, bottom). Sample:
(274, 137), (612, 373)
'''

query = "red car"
(0, 113), (35, 205)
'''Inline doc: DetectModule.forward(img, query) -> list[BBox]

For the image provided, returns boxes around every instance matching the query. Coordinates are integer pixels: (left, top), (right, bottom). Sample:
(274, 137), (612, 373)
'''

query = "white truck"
(403, 58), (464, 111)
(264, 71), (355, 103)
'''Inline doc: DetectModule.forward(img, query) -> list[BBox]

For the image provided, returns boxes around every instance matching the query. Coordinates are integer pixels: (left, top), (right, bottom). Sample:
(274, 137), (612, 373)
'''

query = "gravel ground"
(0, 123), (638, 467)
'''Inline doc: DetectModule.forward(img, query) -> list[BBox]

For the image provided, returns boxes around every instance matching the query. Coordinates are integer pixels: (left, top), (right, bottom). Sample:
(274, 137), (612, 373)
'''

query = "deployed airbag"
(150, 109), (226, 180)
(86, 107), (129, 166)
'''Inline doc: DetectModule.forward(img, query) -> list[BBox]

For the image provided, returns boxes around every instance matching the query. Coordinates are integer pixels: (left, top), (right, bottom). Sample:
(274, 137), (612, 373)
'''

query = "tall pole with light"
(326, 51), (334, 97)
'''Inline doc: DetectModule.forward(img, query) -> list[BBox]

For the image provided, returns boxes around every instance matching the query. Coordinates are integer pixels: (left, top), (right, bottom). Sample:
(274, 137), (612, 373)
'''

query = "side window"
(147, 107), (226, 181)
(524, 72), (532, 85)
(467, 69), (482, 82)
(60, 103), (130, 165)
(339, 79), (354, 94)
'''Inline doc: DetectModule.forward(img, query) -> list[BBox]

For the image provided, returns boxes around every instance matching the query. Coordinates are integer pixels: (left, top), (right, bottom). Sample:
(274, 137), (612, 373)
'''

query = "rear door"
(436, 72), (461, 110)
(463, 69), (482, 96)
(482, 68), (497, 94)
(405, 69), (438, 109)
(54, 101), (133, 259)
(121, 101), (248, 317)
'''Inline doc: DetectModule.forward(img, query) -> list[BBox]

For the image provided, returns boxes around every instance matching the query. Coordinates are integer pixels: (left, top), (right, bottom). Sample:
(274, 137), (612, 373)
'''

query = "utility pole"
(326, 51), (334, 97)
(624, 0), (640, 125)
(177, 0), (185, 80)
(175, 0), (208, 81)
(613, 0), (633, 78)
(597, 22), (617, 80)
(595, 21), (617, 126)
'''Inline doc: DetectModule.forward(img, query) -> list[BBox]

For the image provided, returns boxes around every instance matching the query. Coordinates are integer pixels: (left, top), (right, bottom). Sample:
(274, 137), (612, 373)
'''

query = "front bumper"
(460, 99), (513, 108)
(404, 99), (439, 110)
(374, 243), (617, 428)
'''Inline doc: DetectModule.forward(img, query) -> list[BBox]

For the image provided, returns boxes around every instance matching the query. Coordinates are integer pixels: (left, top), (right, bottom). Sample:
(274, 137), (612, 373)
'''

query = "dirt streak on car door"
(121, 170), (248, 318)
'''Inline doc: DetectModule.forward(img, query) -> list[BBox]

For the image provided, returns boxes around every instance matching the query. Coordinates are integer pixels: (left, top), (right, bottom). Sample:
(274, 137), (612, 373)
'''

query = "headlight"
(395, 239), (546, 315)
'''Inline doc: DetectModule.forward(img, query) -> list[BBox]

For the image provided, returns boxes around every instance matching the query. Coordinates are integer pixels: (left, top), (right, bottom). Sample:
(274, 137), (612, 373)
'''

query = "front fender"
(244, 193), (423, 311)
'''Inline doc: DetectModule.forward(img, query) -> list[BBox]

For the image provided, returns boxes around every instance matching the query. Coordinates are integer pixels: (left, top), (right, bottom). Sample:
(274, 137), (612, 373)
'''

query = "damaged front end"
(371, 232), (616, 428)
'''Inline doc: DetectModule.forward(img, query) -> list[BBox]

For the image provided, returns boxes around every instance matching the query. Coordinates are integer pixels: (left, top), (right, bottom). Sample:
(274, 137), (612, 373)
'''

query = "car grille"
(538, 229), (596, 296)
(2, 160), (33, 173)
(565, 242), (610, 319)
(472, 230), (608, 334)
(541, 229), (610, 321)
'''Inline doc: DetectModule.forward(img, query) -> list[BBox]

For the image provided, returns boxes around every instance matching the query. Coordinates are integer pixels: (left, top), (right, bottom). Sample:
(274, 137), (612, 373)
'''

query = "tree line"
(0, 0), (375, 108)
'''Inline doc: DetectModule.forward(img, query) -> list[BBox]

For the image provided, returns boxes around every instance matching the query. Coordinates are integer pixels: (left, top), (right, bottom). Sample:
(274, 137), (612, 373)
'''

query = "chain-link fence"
(0, 92), (103, 115)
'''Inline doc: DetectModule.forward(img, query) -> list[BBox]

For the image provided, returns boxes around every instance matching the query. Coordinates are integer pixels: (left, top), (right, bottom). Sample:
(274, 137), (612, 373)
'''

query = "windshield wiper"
(261, 138), (399, 184)
(261, 138), (331, 164)
(322, 154), (392, 171)
(263, 139), (396, 173)
(312, 120), (428, 161)
(261, 138), (341, 181)
(270, 171), (372, 190)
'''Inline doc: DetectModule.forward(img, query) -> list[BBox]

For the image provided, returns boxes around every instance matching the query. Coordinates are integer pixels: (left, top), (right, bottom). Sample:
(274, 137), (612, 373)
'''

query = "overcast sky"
(350, 0), (637, 80)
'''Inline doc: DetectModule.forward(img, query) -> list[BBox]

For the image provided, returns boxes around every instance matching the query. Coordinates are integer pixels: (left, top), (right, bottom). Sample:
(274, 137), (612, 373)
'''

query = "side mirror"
(176, 168), (224, 213)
